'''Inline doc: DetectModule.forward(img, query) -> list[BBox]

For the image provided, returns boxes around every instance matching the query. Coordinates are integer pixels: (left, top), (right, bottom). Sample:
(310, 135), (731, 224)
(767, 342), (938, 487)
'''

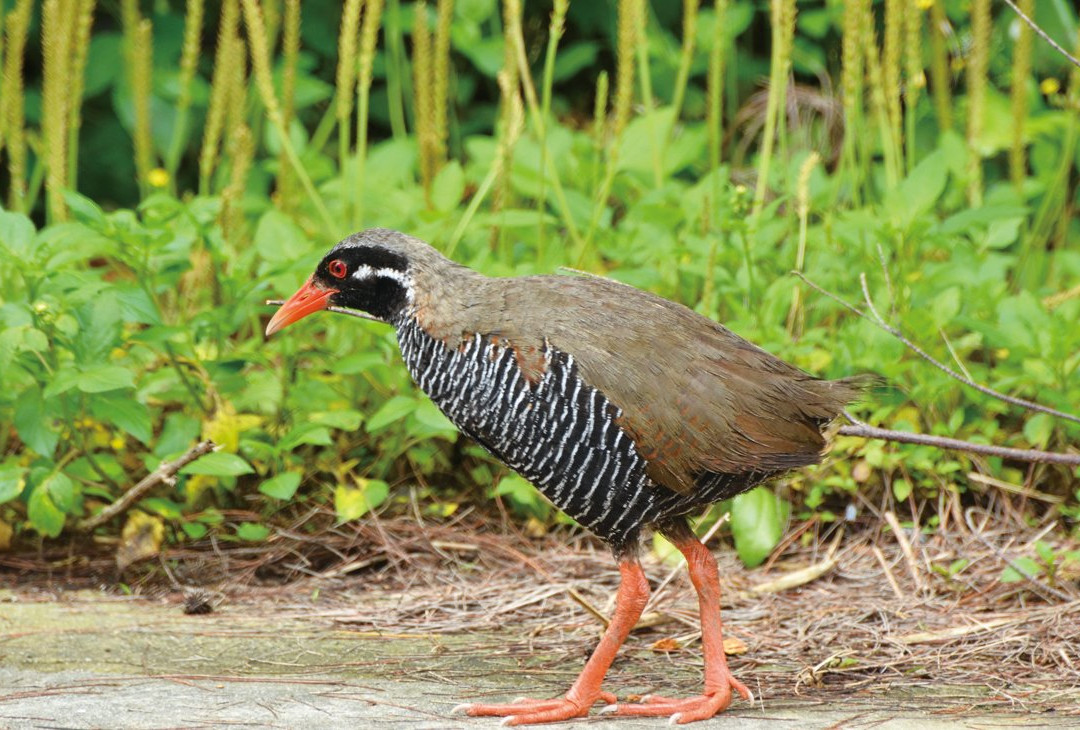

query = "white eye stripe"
(351, 264), (415, 303)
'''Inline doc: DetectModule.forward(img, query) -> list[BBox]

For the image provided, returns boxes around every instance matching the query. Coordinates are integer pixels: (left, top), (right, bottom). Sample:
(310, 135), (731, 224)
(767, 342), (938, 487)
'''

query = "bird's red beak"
(265, 278), (338, 336)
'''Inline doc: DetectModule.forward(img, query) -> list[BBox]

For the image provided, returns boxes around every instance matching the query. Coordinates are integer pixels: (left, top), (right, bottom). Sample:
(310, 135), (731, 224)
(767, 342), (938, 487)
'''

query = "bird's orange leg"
(606, 527), (751, 724)
(454, 558), (649, 725)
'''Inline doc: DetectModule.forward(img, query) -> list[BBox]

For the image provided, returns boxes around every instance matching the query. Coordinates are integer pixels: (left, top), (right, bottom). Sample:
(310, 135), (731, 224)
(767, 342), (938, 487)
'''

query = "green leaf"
(334, 479), (389, 522)
(181, 521), (208, 540)
(155, 414), (201, 458)
(42, 472), (77, 513)
(179, 451), (254, 477)
(139, 497), (185, 520)
(730, 488), (787, 568)
(431, 160), (465, 212)
(885, 151), (947, 229)
(1000, 556), (1043, 583)
(91, 394), (152, 444)
(0, 466), (27, 504)
(280, 423), (333, 451)
(15, 389), (59, 458)
(0, 210), (36, 258)
(365, 396), (417, 432)
(1023, 413), (1054, 450)
(1035, 540), (1055, 565)
(28, 483), (66, 537)
(892, 478), (912, 502)
(76, 365), (136, 393)
(412, 400), (456, 433)
(259, 471), (302, 500)
(311, 410), (364, 431)
(236, 522), (271, 542)
(254, 209), (308, 264)
(61, 190), (107, 227)
(495, 473), (549, 520)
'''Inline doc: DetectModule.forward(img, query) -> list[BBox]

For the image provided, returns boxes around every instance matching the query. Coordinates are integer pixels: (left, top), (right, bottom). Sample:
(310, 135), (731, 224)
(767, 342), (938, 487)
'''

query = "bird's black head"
(265, 233), (415, 336)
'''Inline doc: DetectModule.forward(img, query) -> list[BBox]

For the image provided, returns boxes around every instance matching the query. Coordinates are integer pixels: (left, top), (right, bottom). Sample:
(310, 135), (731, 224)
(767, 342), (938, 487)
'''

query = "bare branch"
(795, 271), (1080, 425)
(1001, 0), (1080, 70)
(78, 440), (218, 531)
(837, 420), (1080, 467)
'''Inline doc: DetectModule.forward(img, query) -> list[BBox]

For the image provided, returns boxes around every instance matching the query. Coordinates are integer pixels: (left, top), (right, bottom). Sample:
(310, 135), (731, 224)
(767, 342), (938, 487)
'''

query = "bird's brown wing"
(465, 274), (861, 495)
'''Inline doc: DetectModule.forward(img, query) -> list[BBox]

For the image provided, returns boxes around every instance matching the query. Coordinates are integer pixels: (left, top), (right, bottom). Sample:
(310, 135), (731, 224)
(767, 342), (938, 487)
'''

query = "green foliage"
(0, 0), (1078, 565)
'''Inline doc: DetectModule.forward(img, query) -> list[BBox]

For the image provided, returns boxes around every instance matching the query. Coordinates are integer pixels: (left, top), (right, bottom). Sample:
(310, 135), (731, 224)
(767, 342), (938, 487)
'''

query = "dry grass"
(3, 499), (1078, 712)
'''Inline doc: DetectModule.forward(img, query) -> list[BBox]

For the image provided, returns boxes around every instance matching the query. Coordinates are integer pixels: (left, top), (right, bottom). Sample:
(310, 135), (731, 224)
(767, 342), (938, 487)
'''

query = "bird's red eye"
(328, 260), (348, 279)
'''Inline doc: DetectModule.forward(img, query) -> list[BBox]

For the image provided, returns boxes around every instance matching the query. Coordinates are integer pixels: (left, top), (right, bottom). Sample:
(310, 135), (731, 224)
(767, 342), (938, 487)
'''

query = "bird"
(265, 228), (865, 725)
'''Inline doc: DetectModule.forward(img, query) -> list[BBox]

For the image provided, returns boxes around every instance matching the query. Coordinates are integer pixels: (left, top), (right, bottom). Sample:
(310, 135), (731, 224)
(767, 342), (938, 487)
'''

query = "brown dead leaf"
(650, 637), (681, 652)
(723, 636), (748, 655)
(116, 510), (165, 571)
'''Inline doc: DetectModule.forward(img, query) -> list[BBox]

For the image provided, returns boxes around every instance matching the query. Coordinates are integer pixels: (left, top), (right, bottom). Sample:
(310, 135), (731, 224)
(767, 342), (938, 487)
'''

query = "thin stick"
(871, 544), (905, 601)
(1001, 0), (1080, 70)
(964, 508), (1074, 603)
(883, 510), (925, 593)
(78, 440), (217, 531)
(837, 419), (1080, 466)
(795, 271), (1080, 426)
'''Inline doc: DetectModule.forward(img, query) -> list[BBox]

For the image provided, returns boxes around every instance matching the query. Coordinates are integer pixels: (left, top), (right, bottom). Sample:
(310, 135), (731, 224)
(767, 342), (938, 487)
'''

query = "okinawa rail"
(266, 228), (864, 725)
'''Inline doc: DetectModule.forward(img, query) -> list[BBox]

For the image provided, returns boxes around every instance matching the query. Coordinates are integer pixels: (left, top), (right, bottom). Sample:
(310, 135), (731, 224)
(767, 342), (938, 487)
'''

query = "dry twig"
(78, 440), (217, 532)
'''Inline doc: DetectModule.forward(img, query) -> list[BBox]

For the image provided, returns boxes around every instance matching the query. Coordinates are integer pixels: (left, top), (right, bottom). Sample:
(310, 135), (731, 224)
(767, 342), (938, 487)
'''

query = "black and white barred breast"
(395, 316), (762, 548)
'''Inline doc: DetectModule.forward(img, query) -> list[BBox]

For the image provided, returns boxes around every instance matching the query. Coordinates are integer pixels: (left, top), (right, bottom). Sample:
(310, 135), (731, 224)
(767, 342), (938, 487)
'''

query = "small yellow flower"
(147, 167), (170, 188)
(110, 436), (126, 451)
(1040, 77), (1061, 96)
(916, 0), (934, 9)
(110, 347), (126, 360)
(995, 348), (1010, 360)
(911, 71), (927, 90)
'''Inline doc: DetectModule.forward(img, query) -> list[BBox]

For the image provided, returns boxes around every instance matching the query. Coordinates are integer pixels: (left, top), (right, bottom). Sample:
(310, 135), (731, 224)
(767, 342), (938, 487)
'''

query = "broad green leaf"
(412, 400), (456, 433)
(91, 394), (152, 444)
(254, 209), (308, 265)
(0, 210), (36, 258)
(892, 478), (912, 502)
(179, 451), (254, 476)
(77, 365), (136, 393)
(334, 478), (389, 522)
(155, 413), (202, 458)
(1000, 556), (1042, 583)
(365, 396), (417, 432)
(885, 150), (947, 229)
(279, 423), (333, 451)
(431, 160), (465, 212)
(0, 466), (27, 504)
(311, 410), (364, 431)
(28, 484), (65, 537)
(236, 522), (271, 541)
(139, 498), (185, 520)
(15, 389), (60, 458)
(1023, 413), (1053, 450)
(259, 471), (302, 500)
(42, 472), (76, 513)
(495, 474), (549, 520)
(181, 521), (208, 540)
(61, 190), (107, 226)
(730, 488), (787, 568)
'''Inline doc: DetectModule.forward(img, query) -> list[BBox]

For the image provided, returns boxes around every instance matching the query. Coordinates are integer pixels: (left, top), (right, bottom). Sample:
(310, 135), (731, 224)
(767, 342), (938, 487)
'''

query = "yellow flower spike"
(111, 436), (126, 451)
(147, 167), (170, 188)
(1040, 77), (1060, 96)
(916, 0), (933, 9)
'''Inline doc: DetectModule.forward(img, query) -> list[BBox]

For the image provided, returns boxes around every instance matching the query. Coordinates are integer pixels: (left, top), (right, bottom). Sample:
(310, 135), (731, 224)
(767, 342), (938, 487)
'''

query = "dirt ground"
(2, 512), (1079, 728)
(0, 587), (1072, 730)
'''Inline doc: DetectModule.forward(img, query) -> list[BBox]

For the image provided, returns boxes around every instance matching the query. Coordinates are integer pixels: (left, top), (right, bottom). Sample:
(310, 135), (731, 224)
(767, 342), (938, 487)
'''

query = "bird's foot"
(602, 677), (752, 724)
(452, 691), (616, 726)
